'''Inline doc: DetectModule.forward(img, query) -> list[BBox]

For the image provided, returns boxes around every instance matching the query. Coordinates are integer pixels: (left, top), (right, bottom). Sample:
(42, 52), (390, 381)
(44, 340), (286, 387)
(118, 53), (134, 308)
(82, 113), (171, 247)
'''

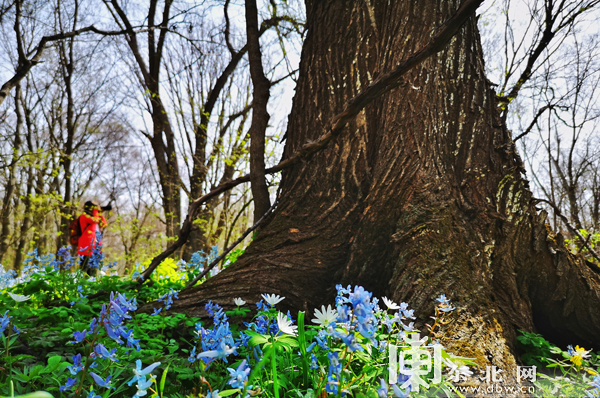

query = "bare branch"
(0, 23), (151, 107)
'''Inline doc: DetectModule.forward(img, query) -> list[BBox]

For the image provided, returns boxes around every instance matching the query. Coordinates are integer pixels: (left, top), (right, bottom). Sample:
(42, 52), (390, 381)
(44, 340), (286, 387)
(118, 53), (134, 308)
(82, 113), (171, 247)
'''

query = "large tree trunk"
(168, 0), (600, 379)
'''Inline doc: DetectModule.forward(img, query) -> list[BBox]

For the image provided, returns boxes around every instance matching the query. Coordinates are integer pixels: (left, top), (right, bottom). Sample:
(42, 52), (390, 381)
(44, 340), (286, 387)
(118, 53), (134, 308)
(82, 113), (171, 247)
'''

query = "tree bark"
(165, 0), (600, 378)
(0, 85), (23, 262)
(246, 0), (272, 221)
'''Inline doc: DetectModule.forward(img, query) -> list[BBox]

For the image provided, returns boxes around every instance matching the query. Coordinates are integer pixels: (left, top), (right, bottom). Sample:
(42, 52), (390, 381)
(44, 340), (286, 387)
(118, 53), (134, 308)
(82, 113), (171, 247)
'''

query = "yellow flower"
(569, 345), (591, 366)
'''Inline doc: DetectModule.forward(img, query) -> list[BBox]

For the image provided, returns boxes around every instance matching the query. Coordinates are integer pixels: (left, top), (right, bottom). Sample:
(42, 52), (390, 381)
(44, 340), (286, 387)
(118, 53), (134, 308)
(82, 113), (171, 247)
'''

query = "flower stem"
(271, 339), (279, 398)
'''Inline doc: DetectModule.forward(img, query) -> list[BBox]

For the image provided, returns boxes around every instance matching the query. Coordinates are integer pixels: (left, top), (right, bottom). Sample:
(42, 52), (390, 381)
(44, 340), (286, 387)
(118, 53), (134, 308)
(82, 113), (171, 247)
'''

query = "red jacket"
(77, 209), (107, 256)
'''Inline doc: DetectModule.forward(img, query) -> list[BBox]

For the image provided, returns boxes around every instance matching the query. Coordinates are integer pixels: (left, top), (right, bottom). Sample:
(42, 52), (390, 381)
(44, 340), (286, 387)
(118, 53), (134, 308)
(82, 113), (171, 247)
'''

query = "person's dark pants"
(80, 256), (96, 276)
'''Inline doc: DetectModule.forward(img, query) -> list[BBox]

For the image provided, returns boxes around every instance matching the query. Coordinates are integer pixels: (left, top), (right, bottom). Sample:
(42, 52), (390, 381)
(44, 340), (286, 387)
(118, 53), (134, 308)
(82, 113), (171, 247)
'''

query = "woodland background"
(0, 0), (599, 274)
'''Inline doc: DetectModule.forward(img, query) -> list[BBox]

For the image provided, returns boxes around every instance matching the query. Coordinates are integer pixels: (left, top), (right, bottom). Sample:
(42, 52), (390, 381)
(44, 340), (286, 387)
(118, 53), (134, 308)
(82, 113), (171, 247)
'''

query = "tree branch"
(534, 197), (600, 266)
(514, 103), (555, 142)
(0, 24), (150, 107)
(181, 198), (278, 292)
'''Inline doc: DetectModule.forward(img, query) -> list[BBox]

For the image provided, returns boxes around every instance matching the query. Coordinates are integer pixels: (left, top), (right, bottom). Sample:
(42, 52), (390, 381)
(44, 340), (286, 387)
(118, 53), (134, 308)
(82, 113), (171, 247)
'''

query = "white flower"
(8, 293), (31, 302)
(234, 298), (246, 306)
(312, 305), (338, 326)
(276, 312), (297, 336)
(261, 294), (285, 307)
(382, 297), (401, 310)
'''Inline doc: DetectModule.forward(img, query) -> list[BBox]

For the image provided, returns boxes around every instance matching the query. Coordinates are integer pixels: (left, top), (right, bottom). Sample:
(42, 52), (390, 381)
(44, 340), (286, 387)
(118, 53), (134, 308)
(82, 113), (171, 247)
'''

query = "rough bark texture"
(165, 0), (600, 381)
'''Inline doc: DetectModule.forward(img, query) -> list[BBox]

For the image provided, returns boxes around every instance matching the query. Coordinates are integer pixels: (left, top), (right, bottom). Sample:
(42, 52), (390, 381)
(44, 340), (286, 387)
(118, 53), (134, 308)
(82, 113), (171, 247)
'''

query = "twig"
(534, 198), (600, 265)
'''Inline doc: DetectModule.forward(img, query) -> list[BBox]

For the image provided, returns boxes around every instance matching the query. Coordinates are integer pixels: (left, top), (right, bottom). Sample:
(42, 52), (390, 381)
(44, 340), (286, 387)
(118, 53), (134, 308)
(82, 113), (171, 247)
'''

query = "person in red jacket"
(78, 201), (108, 275)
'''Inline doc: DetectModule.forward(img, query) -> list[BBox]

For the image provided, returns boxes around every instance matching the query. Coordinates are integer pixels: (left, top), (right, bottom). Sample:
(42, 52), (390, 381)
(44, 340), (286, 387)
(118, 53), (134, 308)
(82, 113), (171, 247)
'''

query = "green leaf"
(159, 364), (169, 396)
(29, 365), (45, 378)
(276, 335), (299, 348)
(12, 373), (30, 382)
(217, 390), (240, 397)
(43, 356), (63, 373)
(249, 335), (269, 346)
(3, 392), (54, 398)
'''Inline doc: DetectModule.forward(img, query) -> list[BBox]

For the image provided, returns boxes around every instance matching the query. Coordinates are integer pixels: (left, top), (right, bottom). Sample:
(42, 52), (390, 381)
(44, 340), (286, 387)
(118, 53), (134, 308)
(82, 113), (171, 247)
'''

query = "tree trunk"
(149, 106), (182, 238)
(0, 85), (22, 263)
(246, 0), (272, 221)
(57, 26), (77, 249)
(167, 0), (600, 378)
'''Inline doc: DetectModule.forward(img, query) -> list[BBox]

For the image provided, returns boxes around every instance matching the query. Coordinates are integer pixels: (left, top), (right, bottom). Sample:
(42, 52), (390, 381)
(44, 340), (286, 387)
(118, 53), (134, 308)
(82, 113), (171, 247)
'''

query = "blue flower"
(316, 330), (329, 350)
(310, 353), (319, 370)
(71, 329), (88, 343)
(401, 322), (416, 332)
(402, 309), (415, 319)
(151, 307), (162, 316)
(127, 359), (161, 386)
(198, 340), (236, 362)
(435, 294), (455, 312)
(89, 317), (98, 332)
(87, 390), (101, 398)
(188, 346), (197, 363)
(132, 375), (154, 398)
(95, 343), (118, 362)
(326, 352), (343, 394)
(0, 311), (11, 335)
(255, 300), (269, 312)
(253, 346), (263, 363)
(206, 390), (220, 398)
(237, 331), (251, 347)
(197, 304), (237, 363)
(392, 383), (410, 398)
(333, 329), (363, 351)
(227, 360), (250, 389)
(377, 379), (388, 398)
(438, 305), (455, 313)
(90, 372), (112, 389)
(157, 289), (178, 311)
(68, 354), (83, 375)
(60, 377), (78, 391)
(587, 376), (600, 398)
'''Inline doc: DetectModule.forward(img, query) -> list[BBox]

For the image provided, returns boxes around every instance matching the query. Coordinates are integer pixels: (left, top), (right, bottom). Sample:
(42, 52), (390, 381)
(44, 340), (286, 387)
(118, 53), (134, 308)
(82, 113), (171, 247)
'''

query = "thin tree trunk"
(246, 0), (271, 221)
(14, 167), (34, 270)
(57, 12), (78, 248)
(0, 85), (23, 262)
(108, 0), (181, 238)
